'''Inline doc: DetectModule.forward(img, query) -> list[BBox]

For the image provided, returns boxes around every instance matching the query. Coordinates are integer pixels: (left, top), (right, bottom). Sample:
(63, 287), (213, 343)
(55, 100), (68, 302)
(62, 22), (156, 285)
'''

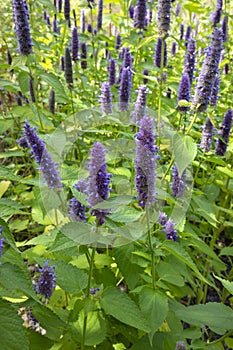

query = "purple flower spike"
(175, 3), (181, 16)
(87, 23), (92, 33)
(177, 73), (190, 112)
(143, 69), (149, 84)
(184, 26), (191, 46)
(158, 211), (167, 225)
(100, 82), (112, 114)
(135, 116), (157, 208)
(119, 67), (132, 111)
(0, 226), (5, 258)
(155, 38), (167, 68)
(52, 14), (59, 33)
(108, 59), (116, 85)
(176, 341), (187, 350)
(129, 5), (134, 19)
(72, 27), (79, 61)
(165, 219), (178, 241)
(65, 47), (73, 85)
(200, 118), (213, 153)
(210, 0), (222, 26)
(215, 109), (233, 156)
(193, 27), (223, 112)
(12, 0), (33, 55)
(34, 261), (56, 299)
(80, 42), (87, 69)
(222, 16), (228, 42)
(123, 47), (133, 69)
(49, 90), (55, 114)
(80, 10), (85, 33)
(88, 142), (111, 225)
(115, 34), (122, 50)
(7, 50), (12, 65)
(132, 85), (147, 124)
(171, 42), (176, 56)
(171, 165), (186, 198)
(23, 121), (62, 189)
(180, 23), (184, 41)
(64, 0), (70, 21)
(69, 179), (87, 222)
(97, 0), (103, 30)
(61, 56), (65, 71)
(184, 38), (196, 84)
(29, 78), (35, 103)
(210, 74), (220, 107)
(89, 287), (100, 295)
(157, 0), (171, 37)
(133, 0), (147, 30)
(58, 0), (62, 13)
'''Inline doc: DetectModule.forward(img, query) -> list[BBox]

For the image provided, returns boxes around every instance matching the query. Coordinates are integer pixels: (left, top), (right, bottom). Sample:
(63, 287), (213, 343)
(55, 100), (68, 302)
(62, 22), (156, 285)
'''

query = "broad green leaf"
(0, 150), (25, 159)
(114, 244), (143, 290)
(100, 286), (150, 332)
(71, 310), (106, 346)
(92, 195), (133, 210)
(220, 247), (233, 256)
(0, 80), (19, 92)
(214, 275), (233, 295)
(54, 260), (88, 293)
(162, 241), (211, 285)
(156, 262), (185, 286)
(27, 330), (53, 350)
(139, 287), (169, 344)
(170, 300), (233, 335)
(40, 73), (68, 100)
(0, 166), (36, 185)
(172, 134), (197, 175)
(216, 166), (233, 178)
(109, 206), (143, 223)
(18, 72), (29, 94)
(0, 299), (29, 350)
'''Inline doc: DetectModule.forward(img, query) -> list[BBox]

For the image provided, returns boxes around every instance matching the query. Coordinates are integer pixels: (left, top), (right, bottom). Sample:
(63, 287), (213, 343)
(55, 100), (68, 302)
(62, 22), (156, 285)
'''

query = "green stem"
(81, 245), (96, 350)
(185, 111), (198, 135)
(146, 206), (156, 290)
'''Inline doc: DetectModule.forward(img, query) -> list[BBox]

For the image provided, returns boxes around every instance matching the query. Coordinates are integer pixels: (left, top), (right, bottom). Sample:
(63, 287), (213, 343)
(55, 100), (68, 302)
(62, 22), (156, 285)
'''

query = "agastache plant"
(177, 73), (190, 112)
(165, 218), (178, 241)
(155, 38), (167, 68)
(210, 74), (220, 107)
(157, 0), (171, 37)
(184, 38), (196, 84)
(64, 0), (70, 21)
(200, 118), (214, 152)
(115, 33), (122, 50)
(210, 0), (222, 26)
(215, 109), (233, 156)
(108, 59), (116, 85)
(69, 179), (87, 222)
(119, 67), (132, 111)
(88, 142), (111, 225)
(133, 0), (147, 30)
(97, 0), (103, 30)
(134, 116), (157, 208)
(12, 0), (33, 55)
(100, 82), (112, 114)
(132, 85), (147, 124)
(64, 47), (73, 85)
(34, 261), (56, 299)
(29, 78), (35, 103)
(80, 42), (87, 69)
(80, 10), (85, 33)
(171, 165), (186, 198)
(22, 121), (62, 189)
(192, 27), (223, 112)
(72, 26), (79, 61)
(222, 16), (228, 42)
(48, 90), (55, 114)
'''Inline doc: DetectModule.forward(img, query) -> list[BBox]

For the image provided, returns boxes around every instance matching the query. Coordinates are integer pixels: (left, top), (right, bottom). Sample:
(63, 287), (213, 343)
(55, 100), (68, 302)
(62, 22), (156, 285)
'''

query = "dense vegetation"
(0, 0), (233, 349)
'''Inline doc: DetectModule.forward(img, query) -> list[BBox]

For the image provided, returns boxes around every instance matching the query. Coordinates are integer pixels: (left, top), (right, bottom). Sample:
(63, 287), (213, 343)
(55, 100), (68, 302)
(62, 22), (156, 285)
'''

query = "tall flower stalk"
(157, 0), (171, 37)
(215, 109), (233, 156)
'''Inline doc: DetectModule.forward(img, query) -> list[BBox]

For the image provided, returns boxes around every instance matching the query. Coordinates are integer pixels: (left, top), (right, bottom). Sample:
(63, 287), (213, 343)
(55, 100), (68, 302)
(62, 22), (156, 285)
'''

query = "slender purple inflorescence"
(58, 0), (62, 12)
(61, 56), (65, 71)
(158, 211), (167, 226)
(69, 179), (87, 222)
(143, 69), (149, 84)
(12, 0), (33, 55)
(123, 47), (133, 69)
(200, 118), (213, 152)
(184, 38), (196, 84)
(175, 3), (181, 16)
(72, 27), (79, 61)
(88, 142), (111, 225)
(65, 47), (73, 85)
(80, 10), (85, 33)
(165, 218), (178, 241)
(171, 165), (186, 198)
(175, 341), (187, 350)
(64, 0), (70, 21)
(129, 5), (134, 19)
(119, 67), (132, 111)
(115, 33), (122, 50)
(210, 0), (222, 26)
(80, 42), (87, 69)
(52, 14), (59, 33)
(210, 73), (220, 107)
(177, 73), (190, 112)
(133, 0), (147, 30)
(180, 23), (184, 41)
(87, 23), (92, 33)
(215, 109), (233, 156)
(132, 85), (147, 124)
(7, 50), (12, 65)
(135, 116), (157, 208)
(108, 59), (116, 85)
(22, 121), (62, 189)
(155, 38), (167, 68)
(97, 0), (103, 30)
(184, 26), (191, 46)
(49, 90), (55, 114)
(171, 42), (176, 56)
(34, 261), (56, 299)
(157, 0), (171, 37)
(192, 27), (223, 112)
(100, 82), (112, 114)
(222, 16), (228, 42)
(29, 78), (35, 103)
(0, 226), (5, 258)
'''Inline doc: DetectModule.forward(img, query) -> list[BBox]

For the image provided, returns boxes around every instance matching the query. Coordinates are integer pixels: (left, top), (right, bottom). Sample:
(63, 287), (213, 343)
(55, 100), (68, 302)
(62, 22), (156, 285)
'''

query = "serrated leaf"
(214, 275), (233, 295)
(18, 72), (29, 94)
(139, 287), (169, 344)
(54, 260), (88, 293)
(109, 206), (142, 223)
(100, 286), (150, 332)
(0, 299), (29, 350)
(172, 134), (197, 175)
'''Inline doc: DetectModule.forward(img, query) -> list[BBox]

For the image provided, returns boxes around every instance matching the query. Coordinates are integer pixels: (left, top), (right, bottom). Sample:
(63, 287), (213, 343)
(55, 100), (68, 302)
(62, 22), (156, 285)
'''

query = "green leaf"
(40, 73), (68, 101)
(18, 72), (29, 94)
(162, 241), (210, 285)
(0, 299), (29, 350)
(100, 286), (150, 332)
(216, 166), (233, 178)
(214, 275), (233, 295)
(114, 244), (143, 290)
(0, 166), (36, 185)
(170, 300), (233, 335)
(54, 260), (88, 293)
(92, 195), (133, 210)
(139, 287), (169, 344)
(220, 247), (233, 256)
(27, 329), (53, 350)
(109, 206), (143, 223)
(156, 262), (185, 286)
(172, 134), (197, 175)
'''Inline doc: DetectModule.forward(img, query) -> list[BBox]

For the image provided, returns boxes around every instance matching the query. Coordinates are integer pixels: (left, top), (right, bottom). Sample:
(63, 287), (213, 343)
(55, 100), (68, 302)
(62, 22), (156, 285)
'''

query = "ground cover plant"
(0, 0), (233, 349)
